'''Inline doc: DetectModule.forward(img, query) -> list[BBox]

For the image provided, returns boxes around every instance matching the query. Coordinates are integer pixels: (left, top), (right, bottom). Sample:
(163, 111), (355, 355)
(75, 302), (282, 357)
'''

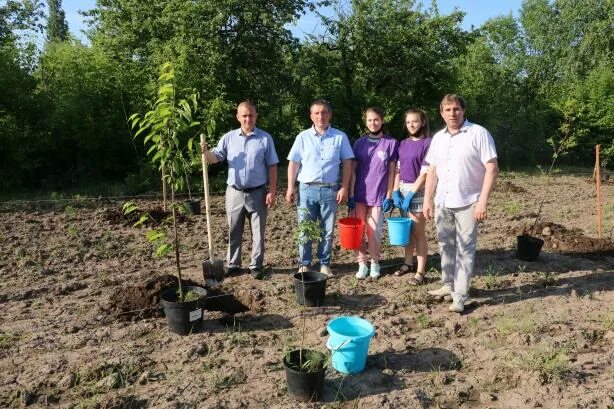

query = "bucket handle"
(326, 338), (353, 352)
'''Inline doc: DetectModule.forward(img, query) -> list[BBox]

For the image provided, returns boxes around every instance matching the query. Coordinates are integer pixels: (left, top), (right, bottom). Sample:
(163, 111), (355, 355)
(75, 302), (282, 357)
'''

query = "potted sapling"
(517, 101), (581, 261)
(125, 62), (206, 335)
(283, 208), (328, 402)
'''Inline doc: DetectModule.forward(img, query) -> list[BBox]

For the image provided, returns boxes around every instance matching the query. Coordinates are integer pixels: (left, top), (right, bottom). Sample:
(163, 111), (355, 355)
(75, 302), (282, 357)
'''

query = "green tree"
(46, 0), (68, 42)
(294, 0), (470, 138)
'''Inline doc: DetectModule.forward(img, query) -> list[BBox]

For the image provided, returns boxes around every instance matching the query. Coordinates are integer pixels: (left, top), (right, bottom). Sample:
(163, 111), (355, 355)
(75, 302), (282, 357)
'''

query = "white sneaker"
(320, 264), (333, 277)
(355, 263), (369, 279)
(369, 262), (381, 279)
(427, 283), (453, 297)
(298, 265), (309, 273)
(449, 293), (467, 313)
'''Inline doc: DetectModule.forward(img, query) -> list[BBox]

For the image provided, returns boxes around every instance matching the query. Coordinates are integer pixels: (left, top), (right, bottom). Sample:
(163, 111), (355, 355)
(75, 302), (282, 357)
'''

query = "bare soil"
(0, 174), (613, 409)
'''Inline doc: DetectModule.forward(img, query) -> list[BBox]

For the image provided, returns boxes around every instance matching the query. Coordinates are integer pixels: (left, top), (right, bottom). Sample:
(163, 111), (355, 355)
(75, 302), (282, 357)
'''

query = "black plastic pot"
(293, 271), (327, 307)
(283, 349), (326, 402)
(160, 285), (207, 335)
(516, 235), (544, 262)
(183, 199), (201, 215)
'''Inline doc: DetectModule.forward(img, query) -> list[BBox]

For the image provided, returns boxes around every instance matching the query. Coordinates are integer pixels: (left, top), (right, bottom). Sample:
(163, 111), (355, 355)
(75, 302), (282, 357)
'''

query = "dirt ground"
(0, 173), (613, 409)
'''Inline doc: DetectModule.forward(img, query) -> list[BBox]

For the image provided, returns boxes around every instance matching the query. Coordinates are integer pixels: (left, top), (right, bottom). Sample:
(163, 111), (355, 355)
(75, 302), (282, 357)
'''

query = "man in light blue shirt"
(203, 101), (279, 279)
(285, 99), (354, 276)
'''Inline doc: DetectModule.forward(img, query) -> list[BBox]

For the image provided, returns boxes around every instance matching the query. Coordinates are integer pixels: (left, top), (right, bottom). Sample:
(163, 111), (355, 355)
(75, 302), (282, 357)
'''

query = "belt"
(230, 184), (265, 193)
(304, 182), (337, 187)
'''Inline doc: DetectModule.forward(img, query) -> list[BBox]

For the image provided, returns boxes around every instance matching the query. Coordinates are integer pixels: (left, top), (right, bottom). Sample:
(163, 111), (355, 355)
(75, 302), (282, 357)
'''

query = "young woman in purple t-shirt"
(392, 108), (432, 284)
(349, 107), (399, 279)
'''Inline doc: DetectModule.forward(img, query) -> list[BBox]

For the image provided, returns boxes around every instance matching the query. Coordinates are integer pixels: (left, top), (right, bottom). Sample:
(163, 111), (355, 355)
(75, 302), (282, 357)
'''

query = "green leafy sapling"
(124, 62), (200, 302)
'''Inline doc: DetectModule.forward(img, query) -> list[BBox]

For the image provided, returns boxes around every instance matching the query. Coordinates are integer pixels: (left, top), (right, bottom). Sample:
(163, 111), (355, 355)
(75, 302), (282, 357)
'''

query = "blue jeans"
(297, 183), (339, 266)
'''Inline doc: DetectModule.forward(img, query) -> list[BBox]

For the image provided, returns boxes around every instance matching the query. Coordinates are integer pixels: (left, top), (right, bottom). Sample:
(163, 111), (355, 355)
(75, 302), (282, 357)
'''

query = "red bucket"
(338, 217), (364, 250)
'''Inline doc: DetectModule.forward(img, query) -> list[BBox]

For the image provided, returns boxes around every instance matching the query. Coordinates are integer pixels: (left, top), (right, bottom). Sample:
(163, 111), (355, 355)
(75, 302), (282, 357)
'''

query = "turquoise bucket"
(326, 316), (375, 374)
(386, 217), (412, 246)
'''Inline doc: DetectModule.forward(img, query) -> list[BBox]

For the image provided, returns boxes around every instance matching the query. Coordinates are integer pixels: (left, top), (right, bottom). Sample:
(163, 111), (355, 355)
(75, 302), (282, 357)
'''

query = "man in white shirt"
(423, 94), (499, 313)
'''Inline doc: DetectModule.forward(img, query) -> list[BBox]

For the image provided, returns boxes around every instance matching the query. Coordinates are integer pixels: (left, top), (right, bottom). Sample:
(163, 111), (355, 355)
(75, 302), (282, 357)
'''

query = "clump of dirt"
(497, 180), (526, 193)
(518, 222), (614, 255)
(103, 274), (199, 321)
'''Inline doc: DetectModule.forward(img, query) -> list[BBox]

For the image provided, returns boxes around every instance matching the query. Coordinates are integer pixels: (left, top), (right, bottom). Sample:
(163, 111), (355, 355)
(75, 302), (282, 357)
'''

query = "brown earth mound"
(497, 180), (526, 193)
(518, 222), (614, 255)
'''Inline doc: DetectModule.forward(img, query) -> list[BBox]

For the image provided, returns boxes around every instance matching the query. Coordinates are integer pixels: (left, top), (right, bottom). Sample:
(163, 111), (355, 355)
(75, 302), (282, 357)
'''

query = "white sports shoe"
(370, 262), (381, 279)
(320, 264), (334, 277)
(355, 263), (369, 279)
(449, 293), (467, 313)
(427, 283), (453, 297)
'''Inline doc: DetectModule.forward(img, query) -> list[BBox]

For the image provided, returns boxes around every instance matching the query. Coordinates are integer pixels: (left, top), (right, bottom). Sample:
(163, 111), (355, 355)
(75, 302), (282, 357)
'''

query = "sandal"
(408, 272), (425, 285)
(393, 263), (412, 276)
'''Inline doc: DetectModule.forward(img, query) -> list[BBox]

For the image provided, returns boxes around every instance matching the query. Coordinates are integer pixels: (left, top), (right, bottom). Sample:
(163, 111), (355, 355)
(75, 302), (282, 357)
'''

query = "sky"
(61, 0), (523, 43)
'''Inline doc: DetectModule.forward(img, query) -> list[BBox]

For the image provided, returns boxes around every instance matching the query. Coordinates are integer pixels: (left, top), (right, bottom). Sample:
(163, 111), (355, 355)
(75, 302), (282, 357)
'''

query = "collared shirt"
(425, 120), (497, 208)
(212, 127), (279, 189)
(287, 125), (354, 184)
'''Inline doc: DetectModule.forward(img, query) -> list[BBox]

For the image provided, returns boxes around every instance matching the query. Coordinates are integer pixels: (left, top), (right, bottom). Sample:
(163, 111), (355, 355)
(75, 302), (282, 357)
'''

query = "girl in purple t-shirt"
(392, 108), (432, 284)
(350, 107), (399, 279)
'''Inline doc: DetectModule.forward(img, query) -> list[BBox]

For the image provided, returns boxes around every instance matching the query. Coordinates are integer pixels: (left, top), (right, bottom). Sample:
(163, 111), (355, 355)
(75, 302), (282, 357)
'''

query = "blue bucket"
(386, 217), (412, 246)
(326, 316), (375, 374)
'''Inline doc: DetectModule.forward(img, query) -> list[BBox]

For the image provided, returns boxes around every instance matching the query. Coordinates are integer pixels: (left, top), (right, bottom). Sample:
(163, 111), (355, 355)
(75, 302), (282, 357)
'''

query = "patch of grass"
(494, 306), (536, 336)
(97, 270), (115, 287)
(483, 264), (504, 289)
(77, 362), (141, 390)
(0, 332), (20, 349)
(537, 271), (557, 287)
(503, 201), (521, 215)
(517, 346), (571, 383)
(213, 371), (247, 392)
(602, 314), (614, 331)
(416, 313), (430, 329)
(64, 205), (78, 216)
(224, 319), (251, 348)
(467, 316), (480, 336)
(66, 224), (80, 237)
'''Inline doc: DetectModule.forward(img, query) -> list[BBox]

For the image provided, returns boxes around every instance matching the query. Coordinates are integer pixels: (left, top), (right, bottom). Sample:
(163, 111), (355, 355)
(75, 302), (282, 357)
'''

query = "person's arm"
(412, 172), (427, 192)
(423, 165), (437, 220)
(475, 159), (499, 221)
(386, 161), (396, 199)
(285, 160), (300, 203)
(337, 159), (352, 204)
(349, 160), (357, 198)
(266, 164), (278, 208)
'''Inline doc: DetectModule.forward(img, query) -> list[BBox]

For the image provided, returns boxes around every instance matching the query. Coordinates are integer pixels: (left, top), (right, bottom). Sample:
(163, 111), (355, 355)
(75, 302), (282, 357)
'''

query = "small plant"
(483, 264), (501, 289)
(527, 100), (580, 236)
(503, 201), (521, 215)
(126, 62), (200, 302)
(416, 313), (430, 329)
(537, 271), (556, 287)
(467, 316), (480, 336)
(292, 207), (327, 370)
(213, 371), (247, 392)
(517, 346), (571, 383)
(602, 314), (614, 331)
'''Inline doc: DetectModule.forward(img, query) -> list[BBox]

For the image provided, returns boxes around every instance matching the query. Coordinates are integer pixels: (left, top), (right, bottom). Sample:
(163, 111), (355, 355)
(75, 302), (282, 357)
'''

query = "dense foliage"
(1, 0), (612, 192)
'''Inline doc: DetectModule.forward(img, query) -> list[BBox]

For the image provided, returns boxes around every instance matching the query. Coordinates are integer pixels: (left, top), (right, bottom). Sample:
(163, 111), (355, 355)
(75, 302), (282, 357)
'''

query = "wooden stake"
(595, 145), (602, 239)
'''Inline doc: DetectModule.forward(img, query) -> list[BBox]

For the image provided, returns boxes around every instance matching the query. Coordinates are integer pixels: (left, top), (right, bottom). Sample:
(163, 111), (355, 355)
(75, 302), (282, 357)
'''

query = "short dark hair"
(309, 98), (331, 112)
(439, 94), (466, 111)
